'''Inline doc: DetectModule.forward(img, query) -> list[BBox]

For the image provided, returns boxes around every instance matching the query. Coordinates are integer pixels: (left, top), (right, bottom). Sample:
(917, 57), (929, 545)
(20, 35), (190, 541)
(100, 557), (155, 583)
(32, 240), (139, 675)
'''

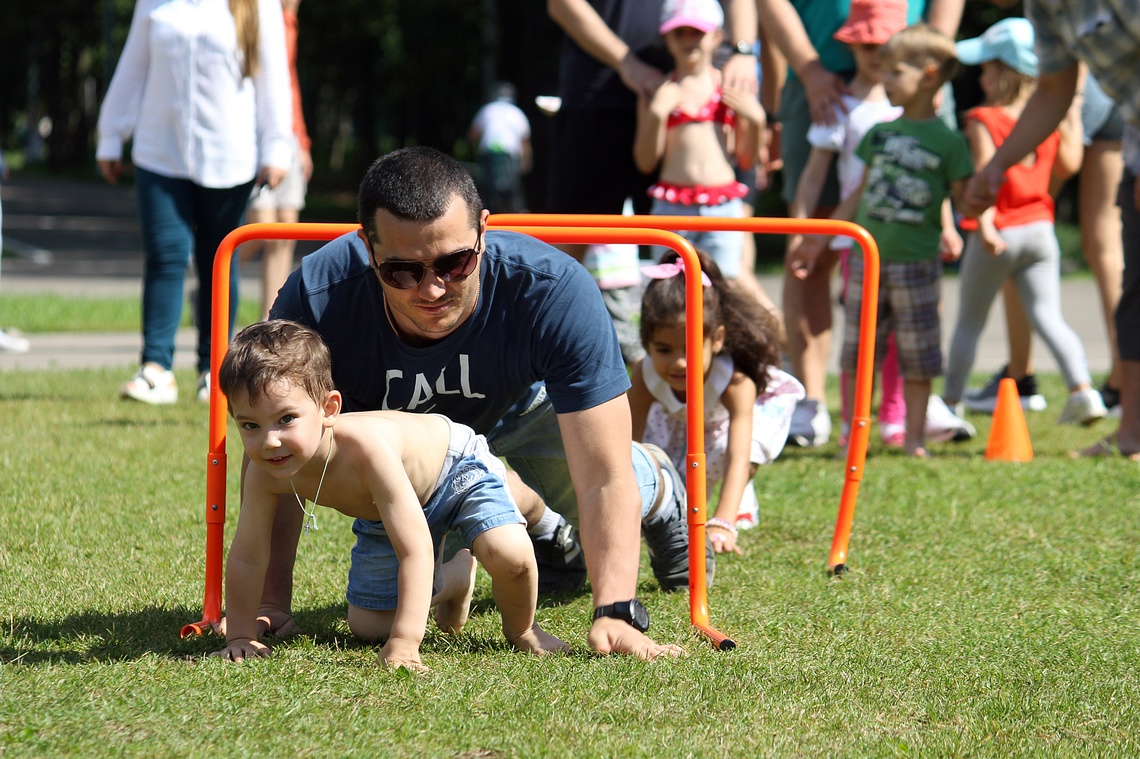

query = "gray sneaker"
(532, 517), (587, 596)
(639, 444), (715, 592)
(787, 398), (831, 447)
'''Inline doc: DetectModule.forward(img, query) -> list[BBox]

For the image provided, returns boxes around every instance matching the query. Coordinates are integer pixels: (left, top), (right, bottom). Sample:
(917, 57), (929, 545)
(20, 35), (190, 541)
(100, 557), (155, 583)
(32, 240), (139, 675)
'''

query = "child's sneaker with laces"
(787, 398), (831, 447)
(532, 517), (587, 596)
(1058, 388), (1107, 426)
(735, 510), (758, 531)
(925, 396), (976, 442)
(120, 364), (178, 405)
(639, 443), (714, 591)
(1100, 382), (1122, 419)
(735, 488), (760, 531)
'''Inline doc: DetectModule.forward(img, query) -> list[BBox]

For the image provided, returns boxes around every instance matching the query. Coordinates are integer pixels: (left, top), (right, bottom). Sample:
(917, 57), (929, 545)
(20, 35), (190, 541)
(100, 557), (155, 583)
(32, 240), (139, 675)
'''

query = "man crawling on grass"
(212, 319), (569, 670)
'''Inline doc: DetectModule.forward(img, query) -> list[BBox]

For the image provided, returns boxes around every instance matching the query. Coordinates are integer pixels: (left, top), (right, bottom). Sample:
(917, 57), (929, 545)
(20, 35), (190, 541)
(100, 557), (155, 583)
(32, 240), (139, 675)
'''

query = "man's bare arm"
(557, 396), (683, 659)
(925, 0), (964, 39)
(547, 0), (666, 100)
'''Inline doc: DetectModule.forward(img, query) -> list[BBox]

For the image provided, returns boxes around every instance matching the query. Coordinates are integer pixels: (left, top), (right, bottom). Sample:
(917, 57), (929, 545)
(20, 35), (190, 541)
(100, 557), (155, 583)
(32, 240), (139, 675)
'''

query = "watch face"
(624, 599), (650, 633)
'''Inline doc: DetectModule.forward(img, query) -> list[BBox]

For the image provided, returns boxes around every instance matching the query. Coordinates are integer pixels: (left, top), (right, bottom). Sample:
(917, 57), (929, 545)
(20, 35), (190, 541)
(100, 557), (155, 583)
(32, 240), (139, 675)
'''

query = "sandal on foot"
(1071, 435), (1140, 461)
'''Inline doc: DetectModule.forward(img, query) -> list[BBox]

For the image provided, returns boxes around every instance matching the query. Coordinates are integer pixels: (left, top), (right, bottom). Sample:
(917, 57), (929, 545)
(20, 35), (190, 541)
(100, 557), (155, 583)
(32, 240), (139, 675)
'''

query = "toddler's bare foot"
(506, 622), (571, 655)
(433, 549), (477, 635)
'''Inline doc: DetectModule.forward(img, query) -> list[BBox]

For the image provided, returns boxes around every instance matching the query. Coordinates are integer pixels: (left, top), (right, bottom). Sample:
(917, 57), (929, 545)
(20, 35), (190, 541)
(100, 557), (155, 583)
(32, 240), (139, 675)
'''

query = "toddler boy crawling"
(214, 319), (569, 670)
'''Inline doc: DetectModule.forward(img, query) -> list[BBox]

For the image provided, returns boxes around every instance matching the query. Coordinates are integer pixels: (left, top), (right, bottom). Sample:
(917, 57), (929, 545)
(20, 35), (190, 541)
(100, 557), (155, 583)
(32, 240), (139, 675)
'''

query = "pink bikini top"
(666, 86), (736, 129)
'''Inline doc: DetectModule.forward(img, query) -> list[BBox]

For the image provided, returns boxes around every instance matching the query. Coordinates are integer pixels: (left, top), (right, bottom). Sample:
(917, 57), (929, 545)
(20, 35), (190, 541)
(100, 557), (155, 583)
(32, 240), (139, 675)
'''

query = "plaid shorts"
(840, 255), (942, 380)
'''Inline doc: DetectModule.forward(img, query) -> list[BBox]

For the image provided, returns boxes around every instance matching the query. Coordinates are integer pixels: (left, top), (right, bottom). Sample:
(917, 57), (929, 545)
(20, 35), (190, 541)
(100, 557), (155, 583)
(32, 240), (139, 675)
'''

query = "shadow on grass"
(1, 596), (575, 665)
(96, 417), (191, 428)
(1, 603), (350, 665)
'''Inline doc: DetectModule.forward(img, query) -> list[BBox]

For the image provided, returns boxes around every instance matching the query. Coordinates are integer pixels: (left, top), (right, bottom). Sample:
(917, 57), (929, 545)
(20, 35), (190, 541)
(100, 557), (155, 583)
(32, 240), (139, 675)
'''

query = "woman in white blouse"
(97, 0), (293, 405)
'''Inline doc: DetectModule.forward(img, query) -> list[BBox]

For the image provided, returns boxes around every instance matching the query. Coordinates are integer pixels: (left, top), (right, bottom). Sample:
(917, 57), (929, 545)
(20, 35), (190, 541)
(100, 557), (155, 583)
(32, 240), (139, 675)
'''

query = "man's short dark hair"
(357, 147), (483, 239)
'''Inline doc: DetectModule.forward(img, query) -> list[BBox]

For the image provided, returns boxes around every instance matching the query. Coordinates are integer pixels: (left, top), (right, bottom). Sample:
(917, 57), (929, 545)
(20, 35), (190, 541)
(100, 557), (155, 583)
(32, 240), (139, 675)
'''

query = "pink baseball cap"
(833, 0), (909, 45)
(659, 0), (724, 35)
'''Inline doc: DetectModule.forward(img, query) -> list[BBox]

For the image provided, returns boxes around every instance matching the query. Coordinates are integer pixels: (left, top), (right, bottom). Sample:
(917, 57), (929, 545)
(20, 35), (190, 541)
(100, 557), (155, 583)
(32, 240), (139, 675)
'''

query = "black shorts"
(546, 108), (656, 215)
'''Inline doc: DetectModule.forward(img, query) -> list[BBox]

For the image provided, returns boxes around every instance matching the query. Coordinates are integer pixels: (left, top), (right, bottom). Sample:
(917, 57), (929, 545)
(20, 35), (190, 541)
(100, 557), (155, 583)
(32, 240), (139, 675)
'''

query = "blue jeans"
(135, 167), (254, 373)
(487, 382), (660, 525)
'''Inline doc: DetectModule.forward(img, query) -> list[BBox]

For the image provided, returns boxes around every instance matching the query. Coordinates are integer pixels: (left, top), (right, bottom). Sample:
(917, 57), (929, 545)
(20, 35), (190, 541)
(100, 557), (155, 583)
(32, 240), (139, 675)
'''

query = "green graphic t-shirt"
(854, 118), (972, 262)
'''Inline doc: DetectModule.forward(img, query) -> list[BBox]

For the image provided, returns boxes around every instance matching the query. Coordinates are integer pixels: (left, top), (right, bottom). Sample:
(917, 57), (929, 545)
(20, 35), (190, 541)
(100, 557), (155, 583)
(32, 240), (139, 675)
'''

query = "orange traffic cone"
(985, 377), (1034, 462)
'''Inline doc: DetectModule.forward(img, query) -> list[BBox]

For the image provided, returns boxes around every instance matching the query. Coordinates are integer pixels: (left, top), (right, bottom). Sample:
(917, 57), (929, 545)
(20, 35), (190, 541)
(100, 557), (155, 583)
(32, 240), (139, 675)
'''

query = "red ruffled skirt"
(647, 181), (749, 206)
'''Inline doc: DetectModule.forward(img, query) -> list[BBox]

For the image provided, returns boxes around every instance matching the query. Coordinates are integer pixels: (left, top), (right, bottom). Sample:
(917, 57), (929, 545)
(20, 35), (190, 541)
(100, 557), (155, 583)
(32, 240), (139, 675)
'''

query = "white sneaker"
(196, 372), (211, 403)
(0, 327), (30, 353)
(736, 488), (760, 531)
(925, 396), (976, 442)
(1058, 388), (1107, 426)
(879, 422), (906, 447)
(120, 364), (178, 405)
(788, 398), (831, 447)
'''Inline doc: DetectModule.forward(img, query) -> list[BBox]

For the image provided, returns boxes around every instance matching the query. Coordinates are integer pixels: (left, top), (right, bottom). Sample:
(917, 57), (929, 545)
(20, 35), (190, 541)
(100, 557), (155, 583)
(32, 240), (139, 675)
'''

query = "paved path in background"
(0, 174), (1114, 379)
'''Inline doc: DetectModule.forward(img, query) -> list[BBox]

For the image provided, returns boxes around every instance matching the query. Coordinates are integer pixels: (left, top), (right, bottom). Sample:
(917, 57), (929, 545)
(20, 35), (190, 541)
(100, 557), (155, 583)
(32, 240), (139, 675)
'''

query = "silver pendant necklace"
(289, 426), (333, 535)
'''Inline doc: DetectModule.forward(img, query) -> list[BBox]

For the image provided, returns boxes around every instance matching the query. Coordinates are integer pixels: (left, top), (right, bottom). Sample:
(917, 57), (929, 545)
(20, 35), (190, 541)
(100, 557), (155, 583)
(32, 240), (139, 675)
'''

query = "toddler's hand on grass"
(378, 639), (430, 674)
(211, 638), (270, 662)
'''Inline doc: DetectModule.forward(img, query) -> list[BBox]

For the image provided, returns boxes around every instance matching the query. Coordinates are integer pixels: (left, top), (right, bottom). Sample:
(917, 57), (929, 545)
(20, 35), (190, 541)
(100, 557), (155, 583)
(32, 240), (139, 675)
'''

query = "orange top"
(283, 9), (310, 151)
(960, 106), (1057, 231)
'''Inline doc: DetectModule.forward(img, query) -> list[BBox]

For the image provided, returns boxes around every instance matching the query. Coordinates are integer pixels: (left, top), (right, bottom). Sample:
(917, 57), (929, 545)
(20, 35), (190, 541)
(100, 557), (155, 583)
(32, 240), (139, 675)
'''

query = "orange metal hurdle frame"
(494, 214), (881, 580)
(181, 215), (879, 648)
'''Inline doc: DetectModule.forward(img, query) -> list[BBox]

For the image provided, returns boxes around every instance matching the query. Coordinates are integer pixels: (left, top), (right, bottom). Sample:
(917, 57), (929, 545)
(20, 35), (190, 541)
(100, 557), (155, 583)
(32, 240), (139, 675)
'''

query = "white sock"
(527, 507), (562, 538)
(644, 462), (674, 523)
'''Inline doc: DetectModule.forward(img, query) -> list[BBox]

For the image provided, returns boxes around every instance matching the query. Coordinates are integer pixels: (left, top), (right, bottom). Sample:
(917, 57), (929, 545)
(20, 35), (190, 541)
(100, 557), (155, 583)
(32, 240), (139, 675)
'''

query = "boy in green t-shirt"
(788, 23), (973, 457)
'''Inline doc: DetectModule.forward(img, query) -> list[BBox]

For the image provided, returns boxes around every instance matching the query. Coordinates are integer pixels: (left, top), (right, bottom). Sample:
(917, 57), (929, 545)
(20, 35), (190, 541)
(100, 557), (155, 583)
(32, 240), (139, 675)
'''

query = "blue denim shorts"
(346, 422), (524, 611)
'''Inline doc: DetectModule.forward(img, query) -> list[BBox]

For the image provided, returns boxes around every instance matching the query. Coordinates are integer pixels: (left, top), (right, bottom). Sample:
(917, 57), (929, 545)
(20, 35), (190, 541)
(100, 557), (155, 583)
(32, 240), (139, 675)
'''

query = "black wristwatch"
(733, 40), (755, 56)
(593, 598), (650, 632)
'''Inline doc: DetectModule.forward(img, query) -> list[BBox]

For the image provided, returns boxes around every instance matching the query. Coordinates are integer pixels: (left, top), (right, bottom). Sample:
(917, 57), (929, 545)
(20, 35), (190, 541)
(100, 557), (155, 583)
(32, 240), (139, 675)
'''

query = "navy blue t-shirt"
(270, 230), (630, 434)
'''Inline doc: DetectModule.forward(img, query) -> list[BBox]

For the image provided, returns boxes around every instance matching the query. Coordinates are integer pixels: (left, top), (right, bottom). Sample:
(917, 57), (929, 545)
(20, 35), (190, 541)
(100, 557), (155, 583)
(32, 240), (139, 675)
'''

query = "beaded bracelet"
(706, 517), (739, 538)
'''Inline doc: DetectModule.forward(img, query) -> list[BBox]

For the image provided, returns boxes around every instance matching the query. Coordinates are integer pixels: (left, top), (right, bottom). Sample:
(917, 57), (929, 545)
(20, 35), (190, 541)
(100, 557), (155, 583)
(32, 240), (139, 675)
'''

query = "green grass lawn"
(2, 368), (1138, 755)
(0, 294), (263, 334)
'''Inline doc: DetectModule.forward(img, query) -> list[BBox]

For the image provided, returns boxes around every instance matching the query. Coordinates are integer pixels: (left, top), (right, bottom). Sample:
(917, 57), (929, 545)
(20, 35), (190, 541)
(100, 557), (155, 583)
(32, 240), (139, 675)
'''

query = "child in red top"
(940, 18), (1106, 426)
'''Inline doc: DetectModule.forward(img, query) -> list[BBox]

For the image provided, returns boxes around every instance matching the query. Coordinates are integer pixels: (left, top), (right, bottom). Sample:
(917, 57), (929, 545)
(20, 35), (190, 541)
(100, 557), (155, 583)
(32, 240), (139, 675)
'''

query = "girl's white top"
(640, 353), (804, 480)
(97, 0), (293, 188)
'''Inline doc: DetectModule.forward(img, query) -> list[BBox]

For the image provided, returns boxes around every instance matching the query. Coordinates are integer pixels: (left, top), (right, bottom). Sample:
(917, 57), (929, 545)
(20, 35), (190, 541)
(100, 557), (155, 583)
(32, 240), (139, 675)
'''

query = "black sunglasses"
(370, 230), (482, 290)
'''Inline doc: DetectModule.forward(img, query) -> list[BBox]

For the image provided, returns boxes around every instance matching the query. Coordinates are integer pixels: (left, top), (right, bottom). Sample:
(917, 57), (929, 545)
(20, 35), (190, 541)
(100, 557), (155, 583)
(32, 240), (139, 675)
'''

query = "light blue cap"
(956, 17), (1037, 77)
